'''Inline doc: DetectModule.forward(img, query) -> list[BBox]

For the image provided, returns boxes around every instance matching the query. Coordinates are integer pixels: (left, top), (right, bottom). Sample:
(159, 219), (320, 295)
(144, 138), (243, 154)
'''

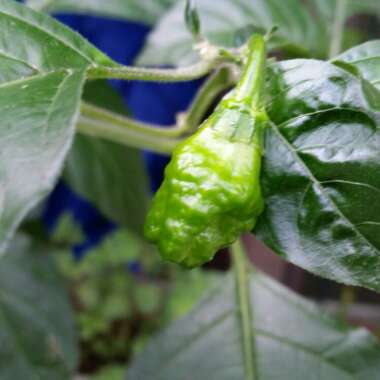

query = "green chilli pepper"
(144, 35), (268, 267)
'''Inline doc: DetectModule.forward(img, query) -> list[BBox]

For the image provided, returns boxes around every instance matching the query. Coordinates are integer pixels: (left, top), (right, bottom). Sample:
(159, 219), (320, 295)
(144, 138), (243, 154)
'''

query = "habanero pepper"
(144, 35), (268, 267)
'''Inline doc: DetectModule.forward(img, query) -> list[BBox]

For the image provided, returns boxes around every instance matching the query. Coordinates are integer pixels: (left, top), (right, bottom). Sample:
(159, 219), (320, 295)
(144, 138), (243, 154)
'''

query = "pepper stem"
(234, 35), (266, 110)
(231, 238), (258, 380)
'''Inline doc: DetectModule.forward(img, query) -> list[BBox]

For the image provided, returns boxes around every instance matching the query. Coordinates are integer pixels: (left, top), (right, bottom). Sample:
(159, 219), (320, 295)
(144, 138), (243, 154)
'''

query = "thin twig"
(231, 238), (257, 380)
(86, 59), (219, 82)
(329, 0), (348, 59)
(77, 116), (181, 154)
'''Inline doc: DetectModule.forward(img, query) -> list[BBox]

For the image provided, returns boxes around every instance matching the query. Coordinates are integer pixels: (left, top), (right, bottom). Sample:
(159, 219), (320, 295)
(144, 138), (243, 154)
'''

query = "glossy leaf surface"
(128, 270), (380, 379)
(137, 0), (327, 66)
(26, 0), (178, 25)
(0, 236), (78, 379)
(335, 40), (380, 90)
(255, 59), (380, 291)
(0, 0), (115, 251)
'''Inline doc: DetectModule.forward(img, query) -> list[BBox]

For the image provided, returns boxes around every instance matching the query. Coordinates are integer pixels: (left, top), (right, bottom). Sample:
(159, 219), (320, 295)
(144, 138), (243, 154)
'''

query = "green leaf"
(64, 82), (150, 236)
(128, 270), (380, 379)
(137, 0), (328, 66)
(0, 236), (78, 379)
(26, 0), (178, 25)
(334, 41), (380, 90)
(255, 59), (380, 291)
(0, 0), (116, 252)
(0, 69), (86, 253)
(0, 0), (114, 80)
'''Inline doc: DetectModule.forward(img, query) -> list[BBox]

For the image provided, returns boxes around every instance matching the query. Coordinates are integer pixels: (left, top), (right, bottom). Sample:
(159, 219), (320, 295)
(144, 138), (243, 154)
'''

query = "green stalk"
(77, 116), (181, 154)
(183, 66), (237, 133)
(329, 0), (348, 58)
(231, 238), (257, 380)
(338, 285), (356, 321)
(234, 35), (266, 110)
(86, 59), (218, 82)
(80, 102), (184, 138)
(79, 65), (238, 152)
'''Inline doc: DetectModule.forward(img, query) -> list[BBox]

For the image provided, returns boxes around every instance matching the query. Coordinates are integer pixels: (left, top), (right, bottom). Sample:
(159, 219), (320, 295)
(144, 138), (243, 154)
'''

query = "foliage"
(0, 0), (116, 253)
(256, 58), (380, 291)
(0, 236), (78, 380)
(137, 0), (328, 66)
(129, 270), (380, 379)
(64, 81), (150, 237)
(50, 213), (220, 372)
(1, 0), (380, 378)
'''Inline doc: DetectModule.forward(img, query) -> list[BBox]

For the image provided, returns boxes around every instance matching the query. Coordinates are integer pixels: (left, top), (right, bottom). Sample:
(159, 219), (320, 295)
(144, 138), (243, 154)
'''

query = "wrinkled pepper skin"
(144, 35), (268, 267)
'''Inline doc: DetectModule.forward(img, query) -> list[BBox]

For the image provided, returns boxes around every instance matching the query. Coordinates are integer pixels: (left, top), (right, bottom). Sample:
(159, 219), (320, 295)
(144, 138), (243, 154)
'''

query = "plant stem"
(183, 66), (236, 132)
(234, 35), (266, 110)
(338, 285), (356, 321)
(77, 116), (181, 154)
(329, 0), (348, 59)
(79, 65), (237, 150)
(81, 102), (184, 138)
(86, 59), (219, 82)
(231, 238), (257, 380)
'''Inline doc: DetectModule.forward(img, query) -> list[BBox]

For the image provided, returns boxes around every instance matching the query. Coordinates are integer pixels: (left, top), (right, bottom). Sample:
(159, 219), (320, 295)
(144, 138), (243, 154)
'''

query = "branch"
(180, 66), (237, 133)
(329, 0), (348, 58)
(231, 238), (257, 380)
(76, 116), (181, 155)
(86, 59), (219, 82)
(80, 102), (184, 138)
(79, 65), (237, 152)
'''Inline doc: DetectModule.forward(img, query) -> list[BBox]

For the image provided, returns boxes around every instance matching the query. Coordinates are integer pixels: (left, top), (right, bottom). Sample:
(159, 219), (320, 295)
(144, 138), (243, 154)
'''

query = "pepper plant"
(2, 0), (380, 379)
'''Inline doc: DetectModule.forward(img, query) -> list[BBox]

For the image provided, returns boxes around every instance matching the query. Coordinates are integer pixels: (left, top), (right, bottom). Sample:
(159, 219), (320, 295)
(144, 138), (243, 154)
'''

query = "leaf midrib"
(0, 49), (38, 72)
(138, 274), (363, 378)
(346, 55), (380, 65)
(0, 5), (93, 65)
(269, 119), (380, 257)
(275, 106), (374, 130)
(0, 69), (67, 89)
(257, 329), (356, 378)
(254, 274), (370, 378)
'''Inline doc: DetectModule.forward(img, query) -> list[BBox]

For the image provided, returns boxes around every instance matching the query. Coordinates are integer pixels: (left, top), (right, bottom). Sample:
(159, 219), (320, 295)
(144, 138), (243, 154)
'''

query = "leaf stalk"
(231, 238), (257, 380)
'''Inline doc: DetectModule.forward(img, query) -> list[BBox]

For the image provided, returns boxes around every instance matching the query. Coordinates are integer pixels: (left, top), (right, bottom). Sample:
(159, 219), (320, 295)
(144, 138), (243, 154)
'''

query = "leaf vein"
(256, 329), (356, 378)
(0, 7), (92, 65)
(0, 50), (37, 71)
(320, 180), (380, 196)
(269, 120), (380, 255)
(277, 106), (370, 130)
